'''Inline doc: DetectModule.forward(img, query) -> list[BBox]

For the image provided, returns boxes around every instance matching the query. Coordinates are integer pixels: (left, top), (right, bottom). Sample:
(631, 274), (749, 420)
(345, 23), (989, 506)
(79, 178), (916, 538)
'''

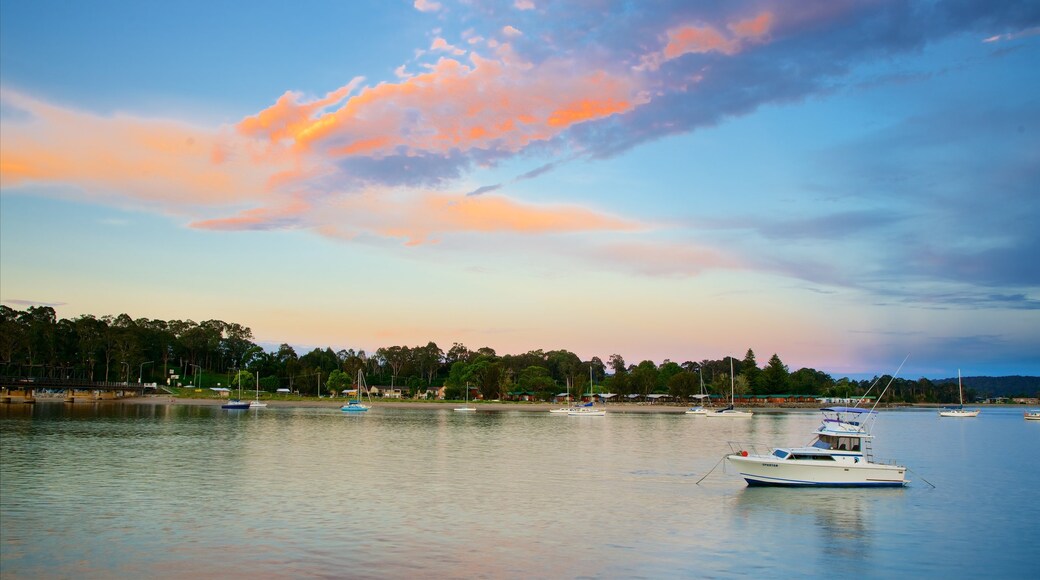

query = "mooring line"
(696, 454), (729, 485)
(908, 467), (936, 488)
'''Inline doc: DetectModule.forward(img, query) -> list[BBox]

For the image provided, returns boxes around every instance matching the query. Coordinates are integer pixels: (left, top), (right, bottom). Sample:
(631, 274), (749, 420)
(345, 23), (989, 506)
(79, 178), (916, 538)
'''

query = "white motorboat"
(706, 359), (752, 418)
(938, 370), (979, 418)
(684, 406), (708, 415)
(1025, 410), (1040, 421)
(726, 406), (908, 487)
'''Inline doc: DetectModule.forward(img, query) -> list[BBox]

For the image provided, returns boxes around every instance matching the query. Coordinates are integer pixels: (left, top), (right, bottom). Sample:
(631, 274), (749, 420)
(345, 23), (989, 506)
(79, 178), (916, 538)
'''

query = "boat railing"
(726, 441), (772, 456)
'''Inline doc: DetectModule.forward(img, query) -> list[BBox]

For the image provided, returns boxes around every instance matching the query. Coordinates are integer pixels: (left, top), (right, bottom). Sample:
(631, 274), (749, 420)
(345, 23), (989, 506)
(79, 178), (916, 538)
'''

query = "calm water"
(1, 403), (1037, 579)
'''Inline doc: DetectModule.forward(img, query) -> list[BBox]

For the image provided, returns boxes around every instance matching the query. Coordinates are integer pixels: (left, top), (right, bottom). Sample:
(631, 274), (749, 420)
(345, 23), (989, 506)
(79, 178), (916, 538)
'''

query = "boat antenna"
(867, 353), (910, 416)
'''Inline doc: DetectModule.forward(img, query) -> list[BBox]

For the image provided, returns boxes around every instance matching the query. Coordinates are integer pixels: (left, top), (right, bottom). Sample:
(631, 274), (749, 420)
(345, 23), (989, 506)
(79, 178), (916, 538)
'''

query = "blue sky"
(2, 0), (1038, 379)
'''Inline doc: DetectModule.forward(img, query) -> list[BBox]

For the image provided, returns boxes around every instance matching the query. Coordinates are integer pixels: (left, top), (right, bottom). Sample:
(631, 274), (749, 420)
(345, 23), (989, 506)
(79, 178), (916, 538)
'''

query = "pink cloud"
(514, 1), (535, 10)
(0, 90), (275, 209)
(643, 11), (776, 70)
(278, 53), (644, 161)
(319, 191), (643, 246)
(413, 0), (441, 13)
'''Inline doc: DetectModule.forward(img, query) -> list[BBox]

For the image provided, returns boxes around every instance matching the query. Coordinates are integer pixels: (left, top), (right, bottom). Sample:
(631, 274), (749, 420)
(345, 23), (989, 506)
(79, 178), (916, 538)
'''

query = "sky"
(1, 0), (1038, 379)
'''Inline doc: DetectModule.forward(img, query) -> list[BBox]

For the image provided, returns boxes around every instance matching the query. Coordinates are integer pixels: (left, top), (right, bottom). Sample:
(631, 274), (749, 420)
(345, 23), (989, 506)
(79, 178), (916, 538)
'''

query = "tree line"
(2, 305), (1022, 403)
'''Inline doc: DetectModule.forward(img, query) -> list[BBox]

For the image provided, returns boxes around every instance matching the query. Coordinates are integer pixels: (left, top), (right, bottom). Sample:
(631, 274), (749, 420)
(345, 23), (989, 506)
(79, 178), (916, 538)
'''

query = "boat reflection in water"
(733, 487), (900, 561)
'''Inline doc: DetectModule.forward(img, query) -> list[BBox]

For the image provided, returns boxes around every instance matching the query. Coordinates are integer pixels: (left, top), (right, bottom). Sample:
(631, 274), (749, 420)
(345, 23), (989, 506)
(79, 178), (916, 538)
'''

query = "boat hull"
(221, 401), (250, 410)
(727, 454), (907, 487)
(939, 409), (979, 417)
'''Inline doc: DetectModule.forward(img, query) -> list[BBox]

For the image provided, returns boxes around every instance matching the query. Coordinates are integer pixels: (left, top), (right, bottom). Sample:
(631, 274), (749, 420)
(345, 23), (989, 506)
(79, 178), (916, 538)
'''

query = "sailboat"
(341, 369), (372, 413)
(249, 373), (267, 408)
(222, 371), (250, 409)
(454, 382), (476, 412)
(568, 367), (606, 416)
(685, 370), (709, 415)
(550, 377), (576, 413)
(706, 359), (753, 417)
(939, 370), (979, 417)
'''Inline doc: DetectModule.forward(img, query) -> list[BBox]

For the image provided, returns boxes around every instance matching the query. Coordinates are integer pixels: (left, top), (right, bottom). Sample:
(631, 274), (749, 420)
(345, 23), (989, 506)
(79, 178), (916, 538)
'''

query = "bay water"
(1, 403), (1036, 578)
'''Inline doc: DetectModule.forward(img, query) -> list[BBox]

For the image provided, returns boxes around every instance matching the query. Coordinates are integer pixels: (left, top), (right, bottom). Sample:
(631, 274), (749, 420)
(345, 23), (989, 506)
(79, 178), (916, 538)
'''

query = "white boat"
(454, 383), (476, 412)
(568, 368), (606, 416)
(568, 403), (605, 416)
(938, 370), (979, 418)
(726, 406), (908, 487)
(250, 373), (267, 408)
(341, 370), (372, 413)
(725, 360), (910, 487)
(550, 378), (576, 413)
(706, 359), (752, 418)
(1025, 410), (1040, 421)
(685, 371), (710, 414)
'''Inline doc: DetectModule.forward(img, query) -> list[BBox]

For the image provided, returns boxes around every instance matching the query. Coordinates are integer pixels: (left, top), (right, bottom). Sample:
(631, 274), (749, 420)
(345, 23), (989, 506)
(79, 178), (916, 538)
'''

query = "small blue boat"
(341, 400), (370, 413)
(221, 400), (250, 410)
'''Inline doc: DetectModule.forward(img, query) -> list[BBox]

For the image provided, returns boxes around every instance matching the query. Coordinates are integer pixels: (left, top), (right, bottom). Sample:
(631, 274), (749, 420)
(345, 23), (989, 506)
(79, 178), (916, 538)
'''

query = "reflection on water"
(1, 403), (1037, 578)
(734, 487), (901, 564)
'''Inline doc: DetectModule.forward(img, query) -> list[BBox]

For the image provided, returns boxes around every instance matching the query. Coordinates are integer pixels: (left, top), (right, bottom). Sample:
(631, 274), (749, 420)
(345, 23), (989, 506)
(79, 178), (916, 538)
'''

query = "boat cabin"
(811, 434), (862, 452)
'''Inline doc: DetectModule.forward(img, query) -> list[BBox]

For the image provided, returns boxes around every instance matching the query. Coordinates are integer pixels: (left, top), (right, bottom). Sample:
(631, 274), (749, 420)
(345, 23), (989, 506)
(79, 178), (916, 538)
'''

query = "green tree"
(631, 360), (659, 397)
(326, 369), (352, 396)
(668, 371), (698, 401)
(741, 349), (762, 394)
(658, 360), (683, 391)
(760, 354), (790, 394)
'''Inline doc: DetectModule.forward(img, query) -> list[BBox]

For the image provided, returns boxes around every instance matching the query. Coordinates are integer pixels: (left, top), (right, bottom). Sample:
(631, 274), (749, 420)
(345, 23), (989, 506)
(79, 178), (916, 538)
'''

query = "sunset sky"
(2, 0), (1038, 378)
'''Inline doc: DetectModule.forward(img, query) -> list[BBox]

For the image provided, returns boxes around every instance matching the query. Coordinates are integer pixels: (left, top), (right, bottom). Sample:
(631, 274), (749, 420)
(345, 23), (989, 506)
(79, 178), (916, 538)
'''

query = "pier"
(0, 376), (154, 403)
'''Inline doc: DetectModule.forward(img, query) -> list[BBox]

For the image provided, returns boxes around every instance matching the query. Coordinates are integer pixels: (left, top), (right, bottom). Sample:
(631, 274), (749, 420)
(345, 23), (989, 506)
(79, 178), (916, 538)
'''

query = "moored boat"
(221, 400), (250, 410)
(726, 406), (907, 487)
(706, 359), (752, 418)
(341, 370), (372, 413)
(938, 370), (979, 418)
(1025, 410), (1040, 421)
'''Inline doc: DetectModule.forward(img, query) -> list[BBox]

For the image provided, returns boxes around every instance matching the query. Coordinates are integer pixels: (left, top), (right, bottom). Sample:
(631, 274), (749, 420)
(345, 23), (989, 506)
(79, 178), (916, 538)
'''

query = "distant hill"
(933, 376), (1040, 398)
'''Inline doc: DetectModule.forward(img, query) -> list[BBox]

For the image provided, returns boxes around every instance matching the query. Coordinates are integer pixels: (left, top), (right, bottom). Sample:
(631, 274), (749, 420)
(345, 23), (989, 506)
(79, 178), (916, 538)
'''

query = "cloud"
(502, 25), (523, 38)
(467, 184), (501, 196)
(413, 0), (441, 13)
(983, 25), (1040, 43)
(514, 1), (535, 11)
(0, 90), (275, 210)
(316, 191), (643, 246)
(2, 299), (68, 307)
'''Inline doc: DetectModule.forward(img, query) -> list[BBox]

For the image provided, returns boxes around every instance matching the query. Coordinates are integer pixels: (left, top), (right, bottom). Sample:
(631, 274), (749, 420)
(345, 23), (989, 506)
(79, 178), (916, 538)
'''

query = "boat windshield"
(819, 434), (861, 452)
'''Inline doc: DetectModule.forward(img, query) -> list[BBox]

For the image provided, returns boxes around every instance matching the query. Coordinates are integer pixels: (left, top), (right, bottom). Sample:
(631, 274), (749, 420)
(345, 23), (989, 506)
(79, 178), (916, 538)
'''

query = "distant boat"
(223, 374), (251, 409)
(568, 402), (606, 416)
(250, 373), (267, 408)
(685, 370), (709, 415)
(341, 370), (372, 413)
(1025, 410), (1040, 421)
(938, 370), (979, 418)
(550, 378), (576, 414)
(568, 367), (606, 416)
(454, 383), (476, 412)
(706, 359), (752, 418)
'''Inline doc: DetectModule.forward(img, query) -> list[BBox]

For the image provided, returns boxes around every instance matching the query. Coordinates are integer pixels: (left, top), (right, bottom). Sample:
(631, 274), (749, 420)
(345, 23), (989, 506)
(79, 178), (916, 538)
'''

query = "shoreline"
(74, 396), (1028, 414)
